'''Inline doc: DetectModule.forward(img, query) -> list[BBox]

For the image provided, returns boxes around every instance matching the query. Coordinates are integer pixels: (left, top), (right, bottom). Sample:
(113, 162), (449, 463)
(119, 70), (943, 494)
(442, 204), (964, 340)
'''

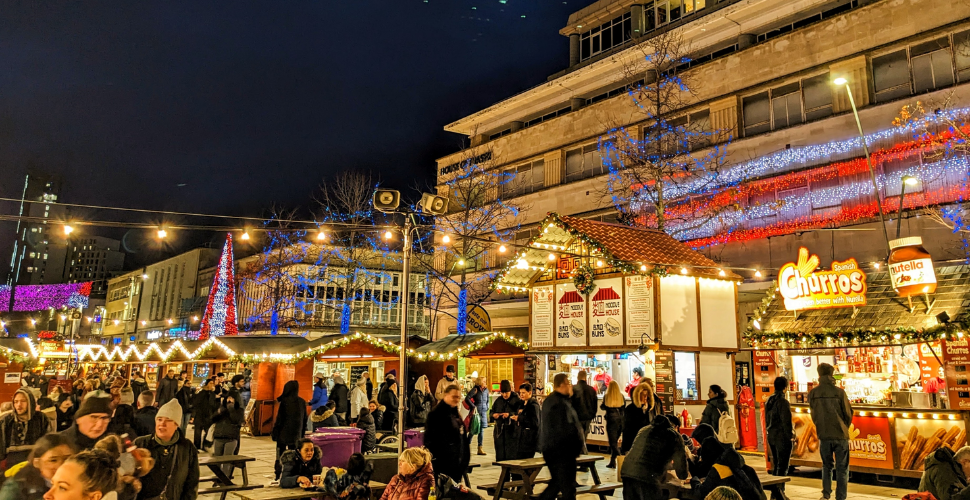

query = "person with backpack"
(700, 385), (730, 433)
(809, 363), (853, 500)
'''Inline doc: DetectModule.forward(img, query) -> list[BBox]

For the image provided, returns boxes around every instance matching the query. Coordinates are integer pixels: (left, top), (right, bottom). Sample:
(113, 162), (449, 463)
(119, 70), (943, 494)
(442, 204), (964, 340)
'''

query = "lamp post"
(897, 175), (919, 239)
(833, 77), (891, 250)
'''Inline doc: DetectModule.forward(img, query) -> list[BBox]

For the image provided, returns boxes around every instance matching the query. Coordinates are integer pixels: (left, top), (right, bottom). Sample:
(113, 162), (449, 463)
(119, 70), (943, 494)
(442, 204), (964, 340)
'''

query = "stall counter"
(783, 403), (967, 477)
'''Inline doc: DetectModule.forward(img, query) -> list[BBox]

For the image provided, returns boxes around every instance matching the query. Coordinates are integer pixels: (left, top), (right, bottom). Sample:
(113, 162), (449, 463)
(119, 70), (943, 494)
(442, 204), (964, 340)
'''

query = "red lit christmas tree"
(199, 233), (238, 340)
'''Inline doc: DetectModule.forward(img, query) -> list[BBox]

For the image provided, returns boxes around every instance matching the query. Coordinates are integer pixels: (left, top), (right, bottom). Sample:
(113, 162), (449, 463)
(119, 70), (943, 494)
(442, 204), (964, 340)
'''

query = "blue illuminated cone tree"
(199, 233), (239, 340)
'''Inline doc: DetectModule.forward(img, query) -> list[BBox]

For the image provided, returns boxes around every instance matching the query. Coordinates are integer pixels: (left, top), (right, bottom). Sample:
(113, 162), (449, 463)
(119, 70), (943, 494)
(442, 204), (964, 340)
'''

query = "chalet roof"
(494, 212), (739, 290)
(746, 264), (970, 347)
(413, 332), (529, 361)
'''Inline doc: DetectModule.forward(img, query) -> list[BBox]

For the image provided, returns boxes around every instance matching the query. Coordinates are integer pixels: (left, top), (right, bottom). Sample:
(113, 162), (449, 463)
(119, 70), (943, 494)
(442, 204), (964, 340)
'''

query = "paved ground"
(199, 428), (917, 500)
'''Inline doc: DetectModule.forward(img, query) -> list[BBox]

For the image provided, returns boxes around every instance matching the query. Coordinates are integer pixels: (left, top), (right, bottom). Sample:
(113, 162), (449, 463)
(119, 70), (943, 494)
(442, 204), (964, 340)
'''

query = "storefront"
(492, 213), (742, 446)
(745, 245), (970, 477)
(412, 332), (530, 395)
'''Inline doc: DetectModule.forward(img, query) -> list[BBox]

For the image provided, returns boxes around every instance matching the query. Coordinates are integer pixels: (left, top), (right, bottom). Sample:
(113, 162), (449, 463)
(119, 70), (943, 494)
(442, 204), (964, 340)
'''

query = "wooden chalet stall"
(412, 332), (531, 394)
(746, 254), (970, 478)
(493, 213), (743, 446)
(0, 339), (33, 401)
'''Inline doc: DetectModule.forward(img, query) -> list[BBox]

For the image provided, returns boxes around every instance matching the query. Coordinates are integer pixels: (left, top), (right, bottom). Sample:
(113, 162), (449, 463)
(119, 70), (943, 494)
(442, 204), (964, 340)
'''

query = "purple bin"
(404, 429), (424, 448)
(309, 429), (365, 468)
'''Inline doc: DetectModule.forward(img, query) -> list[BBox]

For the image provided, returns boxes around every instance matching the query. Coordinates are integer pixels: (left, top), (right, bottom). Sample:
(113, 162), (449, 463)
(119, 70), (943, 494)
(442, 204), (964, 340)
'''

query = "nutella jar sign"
(888, 237), (937, 297)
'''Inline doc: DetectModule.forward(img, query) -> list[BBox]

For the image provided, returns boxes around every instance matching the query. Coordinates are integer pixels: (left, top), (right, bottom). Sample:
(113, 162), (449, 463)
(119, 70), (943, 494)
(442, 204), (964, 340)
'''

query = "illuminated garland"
(0, 283), (93, 312)
(410, 332), (529, 361)
(492, 212), (672, 292)
(233, 332), (401, 364)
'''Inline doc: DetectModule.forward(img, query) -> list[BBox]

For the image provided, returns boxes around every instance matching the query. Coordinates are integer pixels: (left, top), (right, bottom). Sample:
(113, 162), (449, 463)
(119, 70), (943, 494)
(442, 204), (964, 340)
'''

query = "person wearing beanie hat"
(705, 486), (743, 500)
(0, 387), (52, 470)
(809, 362), (853, 500)
(58, 391), (112, 451)
(307, 372), (328, 432)
(490, 380), (520, 461)
(133, 398), (200, 500)
(434, 365), (457, 402)
(330, 375), (349, 425)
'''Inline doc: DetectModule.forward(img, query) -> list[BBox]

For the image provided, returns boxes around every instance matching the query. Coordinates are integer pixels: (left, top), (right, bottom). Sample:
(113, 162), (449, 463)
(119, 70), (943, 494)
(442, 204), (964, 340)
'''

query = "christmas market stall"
(0, 339), (36, 401)
(411, 332), (531, 395)
(492, 213), (742, 447)
(744, 243), (970, 478)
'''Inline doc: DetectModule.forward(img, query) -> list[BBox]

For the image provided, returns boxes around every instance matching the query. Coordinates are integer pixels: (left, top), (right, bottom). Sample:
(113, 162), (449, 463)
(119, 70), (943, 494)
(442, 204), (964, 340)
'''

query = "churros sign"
(779, 247), (867, 311)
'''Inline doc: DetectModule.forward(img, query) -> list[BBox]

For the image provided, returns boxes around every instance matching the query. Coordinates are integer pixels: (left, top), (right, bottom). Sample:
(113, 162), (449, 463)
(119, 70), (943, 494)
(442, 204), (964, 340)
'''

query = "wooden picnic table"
(477, 455), (620, 500)
(199, 455), (263, 500)
(663, 474), (791, 500)
(231, 481), (387, 500)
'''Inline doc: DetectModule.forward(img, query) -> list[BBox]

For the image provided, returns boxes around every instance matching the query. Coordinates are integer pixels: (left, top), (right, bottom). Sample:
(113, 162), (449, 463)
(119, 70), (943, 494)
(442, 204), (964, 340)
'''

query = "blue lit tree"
(416, 147), (523, 336)
(238, 209), (312, 335)
(600, 30), (740, 237)
(313, 171), (401, 335)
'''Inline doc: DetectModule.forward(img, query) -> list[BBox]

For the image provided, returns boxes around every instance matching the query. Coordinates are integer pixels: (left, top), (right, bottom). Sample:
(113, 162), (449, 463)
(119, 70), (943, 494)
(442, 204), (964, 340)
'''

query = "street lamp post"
(396, 215), (413, 455)
(897, 176), (919, 239)
(833, 77), (892, 250)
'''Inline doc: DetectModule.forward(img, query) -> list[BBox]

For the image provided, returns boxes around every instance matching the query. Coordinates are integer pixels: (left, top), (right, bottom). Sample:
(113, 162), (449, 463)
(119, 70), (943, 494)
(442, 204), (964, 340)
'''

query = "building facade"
(435, 0), (970, 335)
(63, 236), (125, 296)
(7, 173), (65, 286)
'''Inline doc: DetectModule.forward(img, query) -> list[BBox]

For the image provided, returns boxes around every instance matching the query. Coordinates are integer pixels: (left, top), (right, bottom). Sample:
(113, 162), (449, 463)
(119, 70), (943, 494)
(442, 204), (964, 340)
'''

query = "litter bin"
(309, 429), (365, 468)
(404, 429), (424, 448)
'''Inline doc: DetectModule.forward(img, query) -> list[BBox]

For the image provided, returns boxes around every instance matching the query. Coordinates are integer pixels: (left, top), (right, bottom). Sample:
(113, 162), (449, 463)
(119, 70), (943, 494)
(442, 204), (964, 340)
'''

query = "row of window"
(500, 160), (545, 198)
(580, 12), (632, 61)
(742, 73), (833, 137)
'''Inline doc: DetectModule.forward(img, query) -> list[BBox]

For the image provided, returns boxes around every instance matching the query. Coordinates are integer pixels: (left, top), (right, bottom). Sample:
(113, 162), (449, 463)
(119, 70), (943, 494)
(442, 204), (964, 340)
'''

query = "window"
(674, 352), (698, 401)
(580, 12), (632, 61)
(742, 92), (771, 136)
(565, 144), (606, 182)
(873, 50), (912, 102)
(501, 160), (545, 198)
(954, 30), (970, 81)
(771, 83), (803, 130)
(911, 38), (954, 94)
(802, 73), (833, 121)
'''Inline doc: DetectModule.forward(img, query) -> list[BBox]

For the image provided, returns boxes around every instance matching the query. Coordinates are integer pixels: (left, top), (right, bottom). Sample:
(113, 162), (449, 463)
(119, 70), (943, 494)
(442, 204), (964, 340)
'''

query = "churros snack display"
(895, 417), (967, 471)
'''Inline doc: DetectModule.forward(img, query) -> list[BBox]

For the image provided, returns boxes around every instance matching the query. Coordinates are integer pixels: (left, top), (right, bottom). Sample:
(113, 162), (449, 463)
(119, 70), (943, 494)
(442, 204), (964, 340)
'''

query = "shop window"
(771, 82), (803, 130)
(873, 50), (912, 102)
(674, 352), (699, 400)
(802, 73), (833, 121)
(911, 38), (954, 94)
(742, 92), (771, 136)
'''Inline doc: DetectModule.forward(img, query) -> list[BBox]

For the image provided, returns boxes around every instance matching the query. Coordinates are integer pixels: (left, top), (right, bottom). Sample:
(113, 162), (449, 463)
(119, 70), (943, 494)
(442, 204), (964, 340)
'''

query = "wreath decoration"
(573, 265), (596, 296)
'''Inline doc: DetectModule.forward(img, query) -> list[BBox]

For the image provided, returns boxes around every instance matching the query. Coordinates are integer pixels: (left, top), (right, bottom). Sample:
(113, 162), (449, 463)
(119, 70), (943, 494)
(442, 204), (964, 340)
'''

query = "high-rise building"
(64, 236), (126, 296)
(7, 172), (64, 286)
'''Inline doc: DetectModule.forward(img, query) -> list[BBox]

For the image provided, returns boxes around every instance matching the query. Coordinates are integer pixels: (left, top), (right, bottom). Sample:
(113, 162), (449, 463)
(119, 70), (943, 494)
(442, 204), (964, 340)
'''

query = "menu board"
(654, 350), (675, 413)
(944, 339), (970, 410)
(920, 342), (944, 385)
(531, 286), (555, 348)
(590, 278), (623, 346)
(624, 275), (655, 345)
(555, 283), (587, 347)
(753, 351), (778, 404)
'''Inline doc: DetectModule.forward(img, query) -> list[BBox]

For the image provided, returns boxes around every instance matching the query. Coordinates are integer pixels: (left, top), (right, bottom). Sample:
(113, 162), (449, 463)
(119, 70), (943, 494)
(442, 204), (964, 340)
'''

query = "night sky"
(0, 1), (591, 267)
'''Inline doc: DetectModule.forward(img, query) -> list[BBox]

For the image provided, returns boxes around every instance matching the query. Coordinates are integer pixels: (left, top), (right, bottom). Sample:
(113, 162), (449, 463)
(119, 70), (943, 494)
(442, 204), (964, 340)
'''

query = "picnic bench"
(230, 480), (387, 500)
(662, 474), (791, 500)
(463, 463), (480, 488)
(199, 454), (263, 500)
(476, 455), (620, 500)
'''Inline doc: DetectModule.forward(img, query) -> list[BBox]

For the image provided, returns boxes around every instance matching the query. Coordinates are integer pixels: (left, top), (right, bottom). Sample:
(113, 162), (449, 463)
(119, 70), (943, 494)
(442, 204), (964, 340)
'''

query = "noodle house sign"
(780, 248), (867, 311)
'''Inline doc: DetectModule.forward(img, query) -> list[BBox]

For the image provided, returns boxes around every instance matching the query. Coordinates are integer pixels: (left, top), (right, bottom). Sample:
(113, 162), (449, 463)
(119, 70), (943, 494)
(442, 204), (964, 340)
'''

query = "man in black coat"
(538, 373), (585, 500)
(133, 391), (158, 438)
(59, 392), (113, 451)
(424, 384), (468, 483)
(135, 399), (200, 500)
(570, 370), (598, 439)
(155, 369), (178, 407)
(331, 375), (350, 425)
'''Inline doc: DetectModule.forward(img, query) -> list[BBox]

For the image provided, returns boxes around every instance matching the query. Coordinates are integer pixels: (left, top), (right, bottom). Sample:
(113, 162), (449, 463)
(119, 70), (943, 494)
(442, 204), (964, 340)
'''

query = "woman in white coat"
(349, 377), (369, 422)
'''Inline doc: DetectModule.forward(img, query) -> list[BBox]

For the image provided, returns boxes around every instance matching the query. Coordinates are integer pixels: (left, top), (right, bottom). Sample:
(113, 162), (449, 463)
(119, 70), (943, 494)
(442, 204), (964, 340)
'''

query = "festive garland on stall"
(410, 332), (529, 361)
(491, 212), (674, 293)
(573, 265), (596, 295)
(742, 283), (970, 347)
(233, 332), (401, 364)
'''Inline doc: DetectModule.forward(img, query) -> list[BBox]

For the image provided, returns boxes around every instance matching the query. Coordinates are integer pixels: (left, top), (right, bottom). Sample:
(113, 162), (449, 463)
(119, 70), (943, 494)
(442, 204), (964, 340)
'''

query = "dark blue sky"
(0, 1), (590, 265)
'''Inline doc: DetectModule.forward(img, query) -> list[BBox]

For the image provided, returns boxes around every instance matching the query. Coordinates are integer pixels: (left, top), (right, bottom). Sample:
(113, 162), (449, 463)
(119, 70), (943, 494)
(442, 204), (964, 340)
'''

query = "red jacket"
(379, 462), (434, 500)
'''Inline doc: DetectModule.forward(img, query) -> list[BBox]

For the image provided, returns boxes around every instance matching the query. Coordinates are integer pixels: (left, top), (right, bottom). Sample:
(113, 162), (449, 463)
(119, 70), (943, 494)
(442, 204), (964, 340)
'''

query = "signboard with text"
(530, 286), (555, 348)
(944, 339), (970, 410)
(624, 275), (654, 345)
(555, 283), (587, 347)
(590, 278), (623, 346)
(779, 247), (867, 310)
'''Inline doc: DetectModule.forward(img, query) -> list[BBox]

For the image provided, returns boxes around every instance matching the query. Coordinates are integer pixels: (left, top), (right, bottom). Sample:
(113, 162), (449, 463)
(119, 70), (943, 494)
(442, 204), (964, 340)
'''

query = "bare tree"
(314, 171), (400, 334)
(600, 30), (740, 237)
(416, 146), (523, 336)
(237, 209), (311, 335)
